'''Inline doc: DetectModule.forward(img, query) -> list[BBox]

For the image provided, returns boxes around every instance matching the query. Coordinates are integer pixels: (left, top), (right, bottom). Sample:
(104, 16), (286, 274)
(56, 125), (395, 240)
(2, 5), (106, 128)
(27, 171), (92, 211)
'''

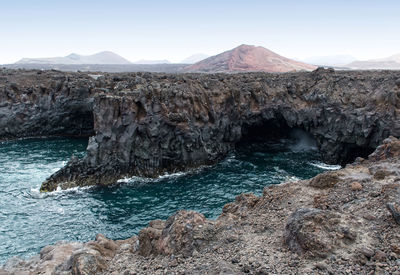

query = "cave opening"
(237, 115), (317, 152)
(237, 115), (376, 167)
(239, 116), (294, 144)
(338, 143), (375, 165)
(57, 106), (94, 138)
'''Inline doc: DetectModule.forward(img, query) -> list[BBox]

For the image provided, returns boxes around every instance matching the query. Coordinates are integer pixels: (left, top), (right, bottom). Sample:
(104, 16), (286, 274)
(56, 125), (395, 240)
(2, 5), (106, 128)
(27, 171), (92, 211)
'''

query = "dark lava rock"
(2, 69), (400, 190)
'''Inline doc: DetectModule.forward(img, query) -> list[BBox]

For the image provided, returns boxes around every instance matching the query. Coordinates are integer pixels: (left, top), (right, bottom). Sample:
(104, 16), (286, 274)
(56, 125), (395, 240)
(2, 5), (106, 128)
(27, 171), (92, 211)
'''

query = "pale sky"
(0, 0), (399, 64)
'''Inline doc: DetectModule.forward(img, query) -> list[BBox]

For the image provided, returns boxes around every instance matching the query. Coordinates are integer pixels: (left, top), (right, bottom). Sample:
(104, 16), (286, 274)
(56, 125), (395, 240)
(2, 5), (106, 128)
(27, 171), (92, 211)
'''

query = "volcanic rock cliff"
(42, 68), (400, 191)
(0, 70), (95, 139)
(1, 68), (400, 191)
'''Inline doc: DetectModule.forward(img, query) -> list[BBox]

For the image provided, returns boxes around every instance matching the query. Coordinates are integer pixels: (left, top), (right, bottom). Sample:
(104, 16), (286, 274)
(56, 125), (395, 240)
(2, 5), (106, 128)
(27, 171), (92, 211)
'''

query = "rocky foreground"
(2, 137), (400, 275)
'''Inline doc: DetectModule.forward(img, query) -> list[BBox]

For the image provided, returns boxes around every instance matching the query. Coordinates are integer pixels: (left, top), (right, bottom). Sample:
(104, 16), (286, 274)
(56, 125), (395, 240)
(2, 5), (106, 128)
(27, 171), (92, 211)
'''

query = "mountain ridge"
(180, 53), (210, 64)
(16, 51), (132, 65)
(346, 53), (400, 69)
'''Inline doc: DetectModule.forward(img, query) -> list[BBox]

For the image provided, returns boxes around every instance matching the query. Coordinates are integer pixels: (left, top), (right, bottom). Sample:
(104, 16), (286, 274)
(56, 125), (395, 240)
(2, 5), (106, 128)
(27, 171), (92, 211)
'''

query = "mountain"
(133, 59), (171, 64)
(180, 54), (209, 64)
(184, 44), (317, 73)
(303, 55), (356, 67)
(16, 51), (132, 65)
(387, 53), (400, 63)
(346, 53), (400, 70)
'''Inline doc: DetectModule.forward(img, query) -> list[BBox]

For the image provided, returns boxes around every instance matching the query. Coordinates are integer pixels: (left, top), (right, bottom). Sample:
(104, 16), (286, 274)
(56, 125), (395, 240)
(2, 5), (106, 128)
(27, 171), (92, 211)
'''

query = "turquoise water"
(0, 137), (337, 263)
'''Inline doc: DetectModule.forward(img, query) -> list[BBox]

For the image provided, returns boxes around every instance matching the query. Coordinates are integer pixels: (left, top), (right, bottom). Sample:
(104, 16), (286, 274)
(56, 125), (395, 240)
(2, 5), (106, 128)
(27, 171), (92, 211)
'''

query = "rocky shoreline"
(2, 136), (400, 274)
(2, 68), (400, 274)
(42, 68), (400, 191)
(3, 68), (399, 191)
(2, 68), (400, 191)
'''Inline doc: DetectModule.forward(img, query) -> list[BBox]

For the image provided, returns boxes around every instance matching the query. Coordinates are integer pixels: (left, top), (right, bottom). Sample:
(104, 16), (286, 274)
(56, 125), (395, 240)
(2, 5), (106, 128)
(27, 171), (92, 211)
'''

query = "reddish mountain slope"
(184, 44), (317, 73)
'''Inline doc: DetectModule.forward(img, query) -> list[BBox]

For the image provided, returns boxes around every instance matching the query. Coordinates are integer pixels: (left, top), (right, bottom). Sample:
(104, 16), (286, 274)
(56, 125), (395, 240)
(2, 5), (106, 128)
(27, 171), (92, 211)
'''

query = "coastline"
(2, 137), (400, 274)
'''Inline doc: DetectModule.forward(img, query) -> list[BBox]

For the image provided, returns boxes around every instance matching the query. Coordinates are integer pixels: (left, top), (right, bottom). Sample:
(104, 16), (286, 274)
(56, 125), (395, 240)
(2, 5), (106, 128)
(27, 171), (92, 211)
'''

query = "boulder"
(309, 172), (340, 189)
(284, 208), (357, 258)
(138, 210), (215, 257)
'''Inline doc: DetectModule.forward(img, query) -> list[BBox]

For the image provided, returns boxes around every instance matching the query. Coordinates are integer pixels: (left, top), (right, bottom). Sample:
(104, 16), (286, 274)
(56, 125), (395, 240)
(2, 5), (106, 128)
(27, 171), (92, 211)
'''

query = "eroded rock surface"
(29, 68), (400, 191)
(3, 137), (400, 274)
(2, 68), (400, 190)
(0, 69), (95, 140)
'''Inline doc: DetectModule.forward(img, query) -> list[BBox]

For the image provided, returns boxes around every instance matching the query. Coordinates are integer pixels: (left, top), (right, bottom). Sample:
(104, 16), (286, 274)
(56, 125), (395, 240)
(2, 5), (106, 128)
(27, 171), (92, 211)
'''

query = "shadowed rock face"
(42, 68), (400, 191)
(0, 70), (95, 139)
(1, 68), (400, 191)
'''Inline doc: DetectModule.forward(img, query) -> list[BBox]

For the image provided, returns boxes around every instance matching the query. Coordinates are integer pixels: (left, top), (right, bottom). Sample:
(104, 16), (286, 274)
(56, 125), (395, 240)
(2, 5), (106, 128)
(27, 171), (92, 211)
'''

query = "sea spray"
(288, 129), (318, 152)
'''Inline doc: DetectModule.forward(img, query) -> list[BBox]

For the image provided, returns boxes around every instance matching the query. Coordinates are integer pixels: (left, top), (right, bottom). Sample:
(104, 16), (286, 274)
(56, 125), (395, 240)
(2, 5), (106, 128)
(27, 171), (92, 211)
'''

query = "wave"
(309, 161), (341, 170)
(116, 166), (209, 184)
(29, 185), (94, 199)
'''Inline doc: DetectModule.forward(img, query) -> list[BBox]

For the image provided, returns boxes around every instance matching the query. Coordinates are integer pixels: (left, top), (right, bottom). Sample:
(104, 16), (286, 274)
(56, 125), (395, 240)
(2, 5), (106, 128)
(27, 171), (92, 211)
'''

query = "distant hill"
(184, 44), (317, 73)
(180, 54), (209, 64)
(16, 51), (132, 65)
(133, 59), (171, 64)
(346, 53), (400, 70)
(303, 55), (356, 67)
(3, 63), (187, 73)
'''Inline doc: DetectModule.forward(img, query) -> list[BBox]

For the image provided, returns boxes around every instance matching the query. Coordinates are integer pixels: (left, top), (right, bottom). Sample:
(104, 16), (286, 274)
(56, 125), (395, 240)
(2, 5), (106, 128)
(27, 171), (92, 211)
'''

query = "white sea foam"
(117, 166), (210, 184)
(284, 175), (301, 182)
(117, 171), (188, 184)
(158, 171), (187, 179)
(29, 184), (93, 198)
(309, 161), (341, 170)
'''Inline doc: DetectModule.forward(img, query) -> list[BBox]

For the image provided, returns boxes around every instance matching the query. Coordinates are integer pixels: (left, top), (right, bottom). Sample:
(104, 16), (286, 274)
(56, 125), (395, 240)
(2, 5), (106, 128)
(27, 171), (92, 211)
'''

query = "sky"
(0, 0), (399, 64)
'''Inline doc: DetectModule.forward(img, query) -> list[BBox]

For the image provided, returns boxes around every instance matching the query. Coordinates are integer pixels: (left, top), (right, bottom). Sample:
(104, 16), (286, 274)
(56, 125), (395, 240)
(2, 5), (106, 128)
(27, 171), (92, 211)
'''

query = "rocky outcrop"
(138, 210), (215, 257)
(3, 137), (400, 274)
(42, 68), (400, 191)
(0, 233), (136, 275)
(0, 69), (95, 140)
(284, 208), (360, 258)
(2, 68), (400, 191)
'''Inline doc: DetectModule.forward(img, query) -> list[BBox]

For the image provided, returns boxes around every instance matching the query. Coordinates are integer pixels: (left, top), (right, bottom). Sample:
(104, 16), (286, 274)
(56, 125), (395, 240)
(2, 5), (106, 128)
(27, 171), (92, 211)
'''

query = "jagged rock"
(369, 136), (400, 161)
(2, 69), (400, 191)
(309, 171), (340, 189)
(69, 250), (107, 275)
(284, 208), (358, 258)
(387, 202), (400, 224)
(1, 234), (119, 275)
(138, 210), (215, 257)
(222, 193), (260, 216)
(41, 69), (400, 190)
(137, 220), (165, 257)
